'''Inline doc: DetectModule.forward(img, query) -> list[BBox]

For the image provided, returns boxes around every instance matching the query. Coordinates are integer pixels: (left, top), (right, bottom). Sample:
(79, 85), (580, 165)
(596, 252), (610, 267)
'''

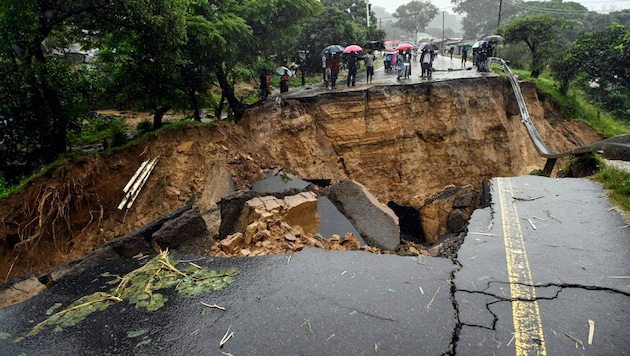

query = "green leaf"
(0, 332), (11, 340)
(136, 337), (152, 347)
(46, 303), (63, 316)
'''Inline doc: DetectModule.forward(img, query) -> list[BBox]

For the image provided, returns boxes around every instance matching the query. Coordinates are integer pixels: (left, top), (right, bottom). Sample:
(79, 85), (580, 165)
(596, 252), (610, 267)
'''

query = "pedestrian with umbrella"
(343, 45), (363, 87)
(448, 45), (456, 59)
(276, 67), (292, 93)
(321, 45), (344, 84)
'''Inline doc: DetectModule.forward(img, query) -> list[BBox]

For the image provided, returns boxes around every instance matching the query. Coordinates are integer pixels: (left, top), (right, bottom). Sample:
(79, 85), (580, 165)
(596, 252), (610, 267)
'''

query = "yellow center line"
(497, 177), (547, 356)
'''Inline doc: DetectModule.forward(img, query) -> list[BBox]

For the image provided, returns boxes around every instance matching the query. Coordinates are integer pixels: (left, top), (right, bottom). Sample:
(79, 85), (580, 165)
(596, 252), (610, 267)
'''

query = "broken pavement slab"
(326, 180), (400, 250)
(0, 248), (455, 355)
(454, 176), (630, 355)
(317, 196), (366, 246)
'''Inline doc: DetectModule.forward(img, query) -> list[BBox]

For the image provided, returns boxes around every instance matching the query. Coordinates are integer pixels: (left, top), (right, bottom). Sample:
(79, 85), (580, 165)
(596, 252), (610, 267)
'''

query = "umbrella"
(447, 44), (457, 50)
(275, 66), (293, 76)
(365, 41), (385, 51)
(472, 41), (486, 49)
(321, 44), (345, 56)
(343, 44), (363, 53)
(418, 42), (438, 51)
(395, 42), (414, 51)
(482, 35), (504, 44)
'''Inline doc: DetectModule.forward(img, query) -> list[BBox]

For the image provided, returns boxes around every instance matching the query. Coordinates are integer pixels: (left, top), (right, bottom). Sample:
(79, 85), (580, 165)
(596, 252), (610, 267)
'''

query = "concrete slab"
(316, 196), (366, 245)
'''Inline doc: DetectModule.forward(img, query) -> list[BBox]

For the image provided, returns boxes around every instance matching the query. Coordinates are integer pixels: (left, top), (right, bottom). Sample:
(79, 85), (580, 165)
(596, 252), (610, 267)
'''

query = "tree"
(393, 1), (438, 41)
(499, 14), (569, 77)
(322, 0), (374, 27)
(0, 0), (186, 181)
(561, 23), (630, 119)
(296, 7), (364, 74)
(452, 0), (521, 39)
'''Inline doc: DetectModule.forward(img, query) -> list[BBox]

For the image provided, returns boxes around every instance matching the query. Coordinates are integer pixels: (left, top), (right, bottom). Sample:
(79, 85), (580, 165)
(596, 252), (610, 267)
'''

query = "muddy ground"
(0, 79), (604, 284)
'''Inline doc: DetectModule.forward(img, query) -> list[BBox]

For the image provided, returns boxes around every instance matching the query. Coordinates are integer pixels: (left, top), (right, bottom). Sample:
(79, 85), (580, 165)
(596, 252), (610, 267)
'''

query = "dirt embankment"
(0, 77), (603, 283)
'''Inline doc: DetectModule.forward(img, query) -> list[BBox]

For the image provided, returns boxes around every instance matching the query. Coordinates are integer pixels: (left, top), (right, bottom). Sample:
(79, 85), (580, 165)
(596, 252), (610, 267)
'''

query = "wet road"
(284, 53), (495, 99)
(0, 176), (628, 355)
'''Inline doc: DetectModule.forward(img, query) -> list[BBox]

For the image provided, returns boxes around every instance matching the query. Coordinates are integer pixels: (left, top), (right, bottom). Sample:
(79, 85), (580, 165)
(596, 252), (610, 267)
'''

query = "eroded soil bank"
(0, 76), (602, 283)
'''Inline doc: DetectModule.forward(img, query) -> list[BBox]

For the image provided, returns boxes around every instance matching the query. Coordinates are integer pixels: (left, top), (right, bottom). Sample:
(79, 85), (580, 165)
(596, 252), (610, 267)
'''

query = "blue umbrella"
(321, 44), (345, 56)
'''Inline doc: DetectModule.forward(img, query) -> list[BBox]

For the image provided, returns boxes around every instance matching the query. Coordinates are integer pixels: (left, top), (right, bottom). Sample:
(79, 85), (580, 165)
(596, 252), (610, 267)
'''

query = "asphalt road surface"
(1, 175), (628, 355)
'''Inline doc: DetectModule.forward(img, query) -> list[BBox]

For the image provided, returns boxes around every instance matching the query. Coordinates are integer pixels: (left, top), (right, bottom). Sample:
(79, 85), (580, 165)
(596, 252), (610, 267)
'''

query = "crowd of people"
(258, 41), (496, 100)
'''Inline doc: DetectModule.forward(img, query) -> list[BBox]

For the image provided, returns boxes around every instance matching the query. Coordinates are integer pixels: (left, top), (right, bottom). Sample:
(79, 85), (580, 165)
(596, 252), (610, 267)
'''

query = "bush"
(136, 120), (153, 137)
(110, 119), (128, 147)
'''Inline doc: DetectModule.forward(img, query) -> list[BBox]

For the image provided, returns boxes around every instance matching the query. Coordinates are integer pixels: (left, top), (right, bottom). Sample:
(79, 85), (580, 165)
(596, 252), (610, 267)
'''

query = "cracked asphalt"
(0, 175), (628, 355)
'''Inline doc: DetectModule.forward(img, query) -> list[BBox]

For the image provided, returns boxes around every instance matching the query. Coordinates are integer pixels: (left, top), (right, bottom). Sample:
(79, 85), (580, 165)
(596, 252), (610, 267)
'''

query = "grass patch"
(509, 69), (630, 138)
(592, 164), (630, 213)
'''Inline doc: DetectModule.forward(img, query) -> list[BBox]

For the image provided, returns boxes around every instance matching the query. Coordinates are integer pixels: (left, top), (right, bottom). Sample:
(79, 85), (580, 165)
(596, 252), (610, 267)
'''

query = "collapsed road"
(0, 176), (628, 355)
(0, 55), (629, 355)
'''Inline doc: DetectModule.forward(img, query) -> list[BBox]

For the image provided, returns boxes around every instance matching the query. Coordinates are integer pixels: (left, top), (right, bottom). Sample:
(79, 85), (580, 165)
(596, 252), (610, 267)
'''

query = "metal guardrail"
(491, 57), (630, 174)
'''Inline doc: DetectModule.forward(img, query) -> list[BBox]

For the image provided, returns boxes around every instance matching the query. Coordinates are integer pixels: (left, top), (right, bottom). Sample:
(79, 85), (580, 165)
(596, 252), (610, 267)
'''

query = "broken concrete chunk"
(232, 191), (320, 238)
(197, 163), (236, 210)
(317, 196), (366, 246)
(153, 207), (209, 251)
(0, 275), (47, 309)
(326, 180), (400, 250)
(420, 185), (480, 244)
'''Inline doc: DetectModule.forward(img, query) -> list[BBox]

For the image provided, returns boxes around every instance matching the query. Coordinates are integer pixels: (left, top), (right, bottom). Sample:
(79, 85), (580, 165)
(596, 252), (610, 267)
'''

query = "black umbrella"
(321, 44), (345, 56)
(482, 35), (504, 44)
(418, 42), (439, 51)
(365, 41), (385, 51)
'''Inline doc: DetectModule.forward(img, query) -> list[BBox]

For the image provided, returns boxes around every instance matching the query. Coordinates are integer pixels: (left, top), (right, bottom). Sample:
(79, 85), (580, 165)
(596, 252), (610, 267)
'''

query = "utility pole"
(366, 0), (370, 28)
(498, 0), (503, 27)
(442, 11), (445, 47)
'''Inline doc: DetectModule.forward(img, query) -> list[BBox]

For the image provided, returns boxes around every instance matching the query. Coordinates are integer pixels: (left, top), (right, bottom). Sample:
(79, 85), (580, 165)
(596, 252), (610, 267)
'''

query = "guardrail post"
(543, 158), (557, 177)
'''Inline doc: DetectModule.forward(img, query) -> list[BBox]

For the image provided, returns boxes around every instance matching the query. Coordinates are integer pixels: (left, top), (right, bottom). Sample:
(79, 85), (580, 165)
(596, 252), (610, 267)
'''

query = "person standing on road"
(363, 50), (375, 84)
(259, 69), (269, 101)
(404, 50), (412, 78)
(346, 52), (360, 87)
(448, 46), (454, 59)
(330, 54), (340, 88)
(420, 50), (432, 77)
(477, 47), (488, 72)
(280, 69), (290, 93)
(396, 50), (404, 80)
(461, 47), (468, 67)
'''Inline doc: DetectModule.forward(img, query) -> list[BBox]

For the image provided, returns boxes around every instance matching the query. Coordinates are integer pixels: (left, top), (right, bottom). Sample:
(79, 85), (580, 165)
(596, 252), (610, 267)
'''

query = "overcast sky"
(369, 0), (630, 15)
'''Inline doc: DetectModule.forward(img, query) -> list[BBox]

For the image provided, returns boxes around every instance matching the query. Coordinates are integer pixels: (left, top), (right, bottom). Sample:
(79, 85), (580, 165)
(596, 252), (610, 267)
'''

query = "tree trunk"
(216, 66), (245, 122)
(187, 91), (201, 122)
(215, 92), (225, 120)
(153, 105), (171, 130)
(32, 39), (68, 162)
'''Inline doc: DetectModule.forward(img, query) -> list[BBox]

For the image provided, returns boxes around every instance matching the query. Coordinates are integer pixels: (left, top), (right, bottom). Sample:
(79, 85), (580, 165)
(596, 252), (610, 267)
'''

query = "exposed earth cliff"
(0, 76), (603, 284)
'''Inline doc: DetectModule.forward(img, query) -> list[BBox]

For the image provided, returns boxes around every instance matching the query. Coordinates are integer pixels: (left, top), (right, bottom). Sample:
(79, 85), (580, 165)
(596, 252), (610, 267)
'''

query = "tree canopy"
(393, 1), (439, 41)
(552, 23), (630, 119)
(499, 14), (569, 77)
(0, 0), (187, 180)
(0, 0), (324, 182)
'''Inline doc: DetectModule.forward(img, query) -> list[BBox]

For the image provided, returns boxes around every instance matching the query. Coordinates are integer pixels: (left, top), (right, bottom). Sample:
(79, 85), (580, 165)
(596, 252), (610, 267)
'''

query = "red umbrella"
(343, 44), (363, 53)
(395, 42), (414, 51)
